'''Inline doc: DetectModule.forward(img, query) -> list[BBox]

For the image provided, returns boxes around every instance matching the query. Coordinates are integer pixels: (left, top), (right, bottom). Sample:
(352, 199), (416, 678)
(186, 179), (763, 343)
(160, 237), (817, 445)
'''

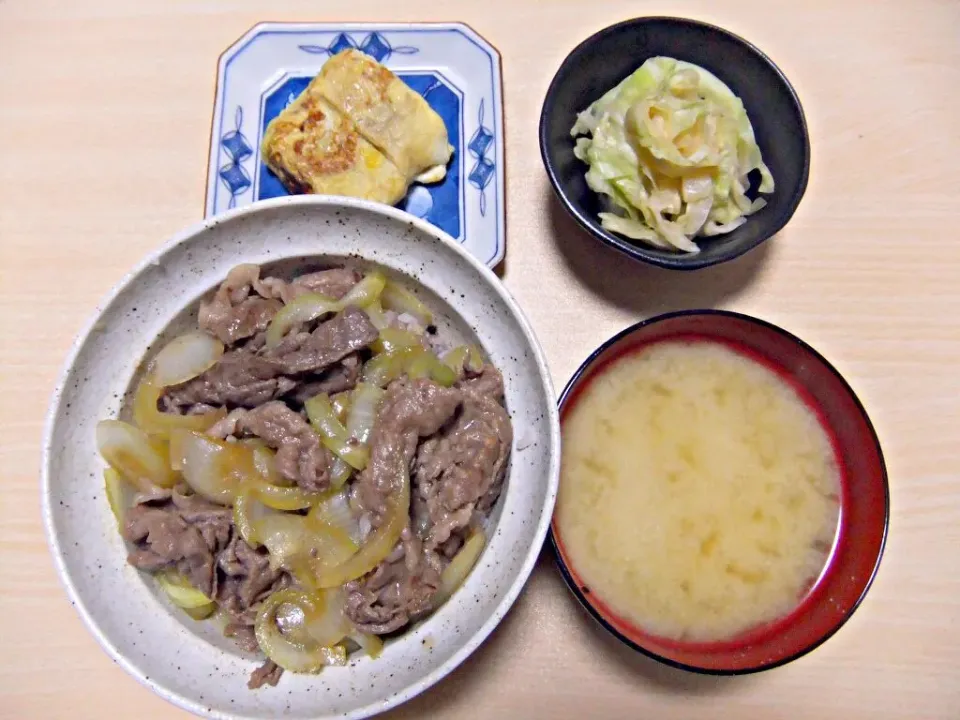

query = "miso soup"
(557, 338), (842, 642)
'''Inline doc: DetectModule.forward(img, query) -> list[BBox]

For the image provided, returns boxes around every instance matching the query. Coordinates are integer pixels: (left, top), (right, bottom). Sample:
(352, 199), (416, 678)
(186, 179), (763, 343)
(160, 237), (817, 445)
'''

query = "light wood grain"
(1, 0), (958, 717)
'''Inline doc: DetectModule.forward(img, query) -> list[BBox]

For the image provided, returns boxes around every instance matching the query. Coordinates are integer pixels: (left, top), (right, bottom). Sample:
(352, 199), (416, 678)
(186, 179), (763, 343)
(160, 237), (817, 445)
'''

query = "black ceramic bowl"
(540, 17), (810, 270)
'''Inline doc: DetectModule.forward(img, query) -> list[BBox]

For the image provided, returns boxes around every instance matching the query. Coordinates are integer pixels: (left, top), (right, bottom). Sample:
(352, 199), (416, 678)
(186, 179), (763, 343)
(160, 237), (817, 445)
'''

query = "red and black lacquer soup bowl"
(549, 310), (889, 674)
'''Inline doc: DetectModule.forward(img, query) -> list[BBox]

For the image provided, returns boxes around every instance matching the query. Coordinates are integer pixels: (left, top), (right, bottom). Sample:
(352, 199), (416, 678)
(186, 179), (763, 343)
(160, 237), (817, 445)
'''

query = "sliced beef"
(264, 306), (378, 376)
(217, 532), (290, 691)
(199, 264), (284, 345)
(205, 408), (248, 440)
(458, 363), (505, 401)
(122, 480), (286, 630)
(185, 402), (219, 415)
(248, 660), (284, 690)
(285, 354), (361, 405)
(252, 277), (289, 302)
(241, 331), (269, 353)
(162, 350), (294, 409)
(224, 622), (260, 654)
(286, 268), (361, 302)
(118, 264), (518, 689)
(236, 401), (332, 493)
(122, 486), (232, 597)
(345, 366), (512, 637)
(217, 531), (289, 625)
(206, 402), (332, 491)
(242, 267), (361, 306)
(414, 369), (511, 551)
(202, 297), (281, 347)
(172, 488), (236, 524)
(163, 308), (377, 410)
(351, 378), (462, 524)
(344, 527), (441, 634)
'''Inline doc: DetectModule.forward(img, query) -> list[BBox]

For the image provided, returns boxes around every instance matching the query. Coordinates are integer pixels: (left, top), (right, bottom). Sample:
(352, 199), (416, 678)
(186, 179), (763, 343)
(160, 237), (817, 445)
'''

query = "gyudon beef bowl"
(42, 196), (560, 719)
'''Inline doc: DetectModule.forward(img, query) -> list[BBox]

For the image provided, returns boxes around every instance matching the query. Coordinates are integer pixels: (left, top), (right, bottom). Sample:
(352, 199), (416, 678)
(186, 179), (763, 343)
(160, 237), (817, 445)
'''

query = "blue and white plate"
(206, 22), (505, 267)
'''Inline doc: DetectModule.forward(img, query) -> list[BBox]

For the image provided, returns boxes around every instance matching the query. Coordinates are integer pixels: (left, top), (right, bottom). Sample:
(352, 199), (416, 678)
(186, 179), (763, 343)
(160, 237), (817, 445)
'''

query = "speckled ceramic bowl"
(41, 196), (560, 719)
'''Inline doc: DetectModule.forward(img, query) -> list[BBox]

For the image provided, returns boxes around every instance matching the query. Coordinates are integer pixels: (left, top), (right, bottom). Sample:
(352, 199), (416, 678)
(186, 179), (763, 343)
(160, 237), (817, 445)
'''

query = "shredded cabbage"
(571, 57), (774, 253)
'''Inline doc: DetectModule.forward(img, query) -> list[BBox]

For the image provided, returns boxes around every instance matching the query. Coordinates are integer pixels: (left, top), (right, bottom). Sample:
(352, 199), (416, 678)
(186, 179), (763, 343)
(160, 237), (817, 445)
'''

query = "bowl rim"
(40, 194), (562, 718)
(539, 15), (811, 271)
(549, 308), (889, 674)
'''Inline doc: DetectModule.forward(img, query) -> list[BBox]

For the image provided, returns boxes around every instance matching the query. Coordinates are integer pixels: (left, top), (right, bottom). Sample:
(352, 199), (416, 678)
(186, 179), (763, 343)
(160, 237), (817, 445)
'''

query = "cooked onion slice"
(249, 443), (285, 486)
(255, 589), (349, 673)
(371, 328), (422, 355)
(132, 379), (226, 438)
(131, 332), (226, 437)
(170, 430), (325, 510)
(344, 383), (384, 445)
(380, 281), (433, 327)
(330, 392), (351, 424)
(168, 429), (250, 504)
(361, 347), (456, 388)
(150, 331), (224, 387)
(329, 457), (353, 489)
(257, 512), (315, 570)
(314, 460), (409, 589)
(265, 272), (387, 348)
(349, 631), (384, 659)
(234, 494), (358, 576)
(97, 419), (177, 489)
(304, 588), (350, 648)
(309, 490), (362, 545)
(363, 300), (391, 331)
(304, 394), (370, 470)
(156, 571), (214, 609)
(233, 492), (261, 546)
(339, 271), (387, 308)
(254, 481), (330, 512)
(183, 603), (217, 621)
(248, 443), (330, 510)
(442, 345), (484, 376)
(435, 530), (486, 606)
(104, 468), (126, 526)
(266, 293), (338, 348)
(360, 348), (412, 387)
(407, 351), (457, 386)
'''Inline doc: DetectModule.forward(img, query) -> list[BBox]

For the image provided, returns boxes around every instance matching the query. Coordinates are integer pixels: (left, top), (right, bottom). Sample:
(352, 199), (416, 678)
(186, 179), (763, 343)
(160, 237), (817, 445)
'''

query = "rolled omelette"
(317, 49), (453, 181)
(262, 49), (453, 203)
(261, 79), (409, 205)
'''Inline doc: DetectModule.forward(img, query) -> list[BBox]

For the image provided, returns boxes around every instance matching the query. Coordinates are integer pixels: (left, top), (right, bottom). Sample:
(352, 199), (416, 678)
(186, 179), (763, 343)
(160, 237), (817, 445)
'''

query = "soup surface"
(557, 338), (842, 643)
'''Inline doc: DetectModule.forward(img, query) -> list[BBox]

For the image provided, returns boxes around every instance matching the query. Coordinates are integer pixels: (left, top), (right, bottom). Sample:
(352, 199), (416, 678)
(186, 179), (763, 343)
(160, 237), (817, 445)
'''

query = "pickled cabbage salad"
(571, 57), (774, 253)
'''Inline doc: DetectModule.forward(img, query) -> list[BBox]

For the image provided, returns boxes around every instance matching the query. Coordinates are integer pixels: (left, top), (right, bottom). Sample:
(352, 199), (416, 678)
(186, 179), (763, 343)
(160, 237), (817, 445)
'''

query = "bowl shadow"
(547, 189), (775, 316)
(385, 551), (753, 718)
(382, 571), (535, 719)
(537, 550), (757, 697)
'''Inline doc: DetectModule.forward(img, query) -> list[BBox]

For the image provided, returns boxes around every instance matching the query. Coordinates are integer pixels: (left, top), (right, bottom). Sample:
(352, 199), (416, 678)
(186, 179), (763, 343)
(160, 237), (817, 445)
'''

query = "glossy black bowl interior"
(540, 17), (810, 270)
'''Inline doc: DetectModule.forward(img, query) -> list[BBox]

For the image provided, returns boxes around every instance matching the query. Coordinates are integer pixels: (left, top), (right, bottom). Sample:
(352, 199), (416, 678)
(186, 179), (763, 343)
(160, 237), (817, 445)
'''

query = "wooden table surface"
(2, 0), (958, 718)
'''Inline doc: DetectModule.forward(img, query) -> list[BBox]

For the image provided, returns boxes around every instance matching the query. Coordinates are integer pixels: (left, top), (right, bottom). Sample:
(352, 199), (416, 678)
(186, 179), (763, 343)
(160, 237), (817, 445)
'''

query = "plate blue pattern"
(297, 31), (419, 61)
(206, 23), (505, 267)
